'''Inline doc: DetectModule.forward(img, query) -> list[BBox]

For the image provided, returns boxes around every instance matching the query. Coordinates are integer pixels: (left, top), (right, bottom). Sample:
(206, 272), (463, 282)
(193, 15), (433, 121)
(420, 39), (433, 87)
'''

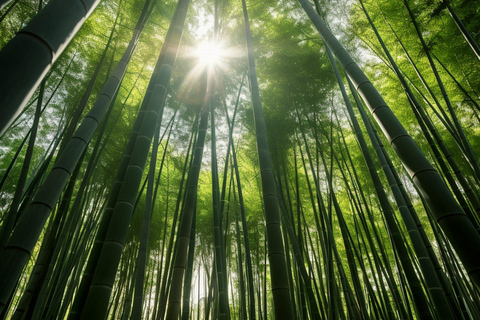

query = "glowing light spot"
(194, 41), (225, 68)
(177, 39), (242, 104)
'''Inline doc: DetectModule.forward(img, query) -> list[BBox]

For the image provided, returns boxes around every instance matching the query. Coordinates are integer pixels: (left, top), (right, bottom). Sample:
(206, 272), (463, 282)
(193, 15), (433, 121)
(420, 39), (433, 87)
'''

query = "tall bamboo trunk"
(0, 0), (102, 134)
(0, 13), (148, 318)
(297, 0), (480, 289)
(78, 0), (190, 317)
(0, 79), (46, 249)
(165, 103), (209, 319)
(443, 0), (480, 61)
(241, 0), (295, 318)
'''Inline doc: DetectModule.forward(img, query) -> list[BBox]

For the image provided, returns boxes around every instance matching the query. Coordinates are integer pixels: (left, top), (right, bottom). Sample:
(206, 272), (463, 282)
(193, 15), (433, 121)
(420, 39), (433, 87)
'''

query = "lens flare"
(178, 39), (241, 105)
(194, 41), (225, 68)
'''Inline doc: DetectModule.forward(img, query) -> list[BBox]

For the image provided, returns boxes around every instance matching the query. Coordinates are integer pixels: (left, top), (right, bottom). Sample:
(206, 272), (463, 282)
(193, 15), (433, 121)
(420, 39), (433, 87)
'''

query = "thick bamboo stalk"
(79, 0), (190, 317)
(0, 0), (102, 134)
(0, 79), (45, 249)
(297, 0), (480, 289)
(0, 0), (150, 313)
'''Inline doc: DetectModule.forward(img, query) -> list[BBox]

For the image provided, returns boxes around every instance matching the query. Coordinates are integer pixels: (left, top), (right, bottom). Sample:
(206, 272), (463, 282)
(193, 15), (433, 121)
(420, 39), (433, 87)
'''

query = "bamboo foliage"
(297, 0), (480, 289)
(79, 0), (190, 318)
(0, 0), (152, 312)
(1, 0), (480, 318)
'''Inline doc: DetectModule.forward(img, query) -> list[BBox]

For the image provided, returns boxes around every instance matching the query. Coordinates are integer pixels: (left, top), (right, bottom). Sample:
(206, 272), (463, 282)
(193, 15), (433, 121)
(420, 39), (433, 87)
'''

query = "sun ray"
(178, 39), (241, 105)
(194, 41), (225, 68)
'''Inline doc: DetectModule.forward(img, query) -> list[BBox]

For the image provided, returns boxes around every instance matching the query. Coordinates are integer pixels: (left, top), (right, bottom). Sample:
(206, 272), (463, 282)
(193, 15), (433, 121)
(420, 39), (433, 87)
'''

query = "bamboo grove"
(0, 0), (480, 318)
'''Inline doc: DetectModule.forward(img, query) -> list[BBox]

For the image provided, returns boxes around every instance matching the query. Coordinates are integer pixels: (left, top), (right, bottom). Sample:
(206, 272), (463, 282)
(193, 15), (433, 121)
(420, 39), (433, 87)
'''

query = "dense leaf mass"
(0, 0), (480, 318)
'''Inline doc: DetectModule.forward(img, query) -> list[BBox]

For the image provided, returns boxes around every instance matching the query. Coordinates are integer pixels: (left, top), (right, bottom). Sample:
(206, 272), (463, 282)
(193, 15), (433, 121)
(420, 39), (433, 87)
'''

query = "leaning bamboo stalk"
(443, 0), (480, 61)
(211, 95), (229, 320)
(296, 140), (329, 318)
(79, 0), (190, 318)
(70, 9), (176, 314)
(130, 109), (172, 320)
(58, 4), (121, 153)
(33, 86), (126, 318)
(181, 207), (197, 320)
(0, 0), (151, 313)
(402, 0), (480, 182)
(316, 133), (369, 319)
(297, 0), (480, 289)
(0, 0), (102, 134)
(226, 89), (257, 319)
(0, 132), (30, 192)
(275, 175), (322, 320)
(232, 184), (247, 319)
(0, 79), (46, 250)
(155, 110), (198, 320)
(340, 141), (405, 318)
(334, 153), (383, 318)
(11, 68), (130, 317)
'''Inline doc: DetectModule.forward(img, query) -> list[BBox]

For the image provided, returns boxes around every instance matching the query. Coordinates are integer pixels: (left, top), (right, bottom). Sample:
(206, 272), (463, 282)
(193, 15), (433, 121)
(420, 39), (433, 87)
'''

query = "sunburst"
(178, 39), (241, 105)
(194, 41), (227, 69)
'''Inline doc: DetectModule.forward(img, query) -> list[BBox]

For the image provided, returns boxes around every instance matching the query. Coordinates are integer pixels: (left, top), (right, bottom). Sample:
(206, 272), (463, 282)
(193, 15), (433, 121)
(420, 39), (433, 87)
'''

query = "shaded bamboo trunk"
(79, 0), (189, 316)
(0, 0), (102, 134)
(241, 0), (295, 318)
(166, 104), (209, 319)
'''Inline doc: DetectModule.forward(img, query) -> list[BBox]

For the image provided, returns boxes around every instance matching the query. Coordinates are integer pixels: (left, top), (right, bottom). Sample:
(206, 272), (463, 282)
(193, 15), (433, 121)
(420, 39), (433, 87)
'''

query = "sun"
(188, 38), (242, 73)
(193, 41), (225, 68)
(177, 39), (241, 104)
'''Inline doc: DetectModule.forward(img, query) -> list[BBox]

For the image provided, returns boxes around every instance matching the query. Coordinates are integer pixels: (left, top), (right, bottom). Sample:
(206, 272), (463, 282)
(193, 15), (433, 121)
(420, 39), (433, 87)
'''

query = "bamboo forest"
(1, 0), (480, 318)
